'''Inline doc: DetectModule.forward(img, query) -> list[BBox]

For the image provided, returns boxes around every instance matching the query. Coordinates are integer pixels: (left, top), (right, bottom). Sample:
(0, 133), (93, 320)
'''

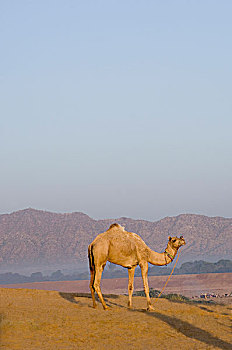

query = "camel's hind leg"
(128, 266), (135, 308)
(93, 264), (108, 310)
(89, 269), (97, 308)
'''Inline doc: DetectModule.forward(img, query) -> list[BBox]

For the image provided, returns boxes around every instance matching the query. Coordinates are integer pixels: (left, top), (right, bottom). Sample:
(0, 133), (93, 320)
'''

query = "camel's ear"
(169, 236), (172, 241)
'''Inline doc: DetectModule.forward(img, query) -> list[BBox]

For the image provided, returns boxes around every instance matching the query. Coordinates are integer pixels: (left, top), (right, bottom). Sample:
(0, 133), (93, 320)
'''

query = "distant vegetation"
(149, 259), (232, 276)
(0, 259), (231, 284)
(133, 289), (193, 302)
(133, 289), (217, 304)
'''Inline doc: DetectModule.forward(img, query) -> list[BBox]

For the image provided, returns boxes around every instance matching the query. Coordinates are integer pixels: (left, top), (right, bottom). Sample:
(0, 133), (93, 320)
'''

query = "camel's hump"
(108, 223), (125, 231)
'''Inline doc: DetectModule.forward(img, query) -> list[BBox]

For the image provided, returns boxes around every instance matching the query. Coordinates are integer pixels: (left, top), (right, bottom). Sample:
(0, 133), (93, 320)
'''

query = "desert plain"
(1, 272), (232, 297)
(0, 273), (232, 350)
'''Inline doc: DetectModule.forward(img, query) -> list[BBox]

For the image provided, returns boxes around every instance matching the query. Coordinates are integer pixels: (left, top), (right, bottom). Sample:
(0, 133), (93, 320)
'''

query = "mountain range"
(0, 208), (231, 270)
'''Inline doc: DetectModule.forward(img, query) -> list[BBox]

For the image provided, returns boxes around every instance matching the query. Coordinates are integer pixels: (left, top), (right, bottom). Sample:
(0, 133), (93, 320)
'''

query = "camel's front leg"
(140, 263), (154, 311)
(128, 266), (135, 308)
(93, 265), (108, 310)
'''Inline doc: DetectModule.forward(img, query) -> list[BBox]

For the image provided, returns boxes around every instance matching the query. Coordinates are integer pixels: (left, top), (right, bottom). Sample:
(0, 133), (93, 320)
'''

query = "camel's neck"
(147, 243), (178, 266)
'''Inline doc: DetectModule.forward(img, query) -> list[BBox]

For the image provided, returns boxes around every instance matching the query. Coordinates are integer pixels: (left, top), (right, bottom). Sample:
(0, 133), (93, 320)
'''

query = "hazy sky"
(0, 1), (231, 221)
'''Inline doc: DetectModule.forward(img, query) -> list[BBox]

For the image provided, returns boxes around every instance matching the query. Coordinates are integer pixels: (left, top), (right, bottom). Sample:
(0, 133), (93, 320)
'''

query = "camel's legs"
(140, 263), (153, 311)
(89, 269), (97, 308)
(128, 266), (135, 308)
(93, 265), (108, 310)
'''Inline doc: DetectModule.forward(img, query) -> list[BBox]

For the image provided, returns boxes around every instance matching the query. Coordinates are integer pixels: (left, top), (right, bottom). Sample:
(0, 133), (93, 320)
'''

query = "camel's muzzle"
(180, 236), (186, 245)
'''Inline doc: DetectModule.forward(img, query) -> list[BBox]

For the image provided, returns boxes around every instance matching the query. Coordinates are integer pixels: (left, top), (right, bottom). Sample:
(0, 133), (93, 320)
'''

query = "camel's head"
(168, 235), (186, 249)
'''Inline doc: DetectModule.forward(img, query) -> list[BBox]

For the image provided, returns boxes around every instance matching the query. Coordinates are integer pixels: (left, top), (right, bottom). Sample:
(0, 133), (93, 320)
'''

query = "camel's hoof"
(147, 306), (155, 311)
(103, 306), (110, 310)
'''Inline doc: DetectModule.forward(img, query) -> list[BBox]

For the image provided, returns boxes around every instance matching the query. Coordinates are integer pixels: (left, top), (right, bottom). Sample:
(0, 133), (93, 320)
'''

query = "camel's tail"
(88, 244), (95, 273)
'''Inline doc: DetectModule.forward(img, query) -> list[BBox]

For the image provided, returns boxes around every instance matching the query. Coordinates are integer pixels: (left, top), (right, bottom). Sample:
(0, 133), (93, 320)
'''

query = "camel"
(88, 223), (186, 310)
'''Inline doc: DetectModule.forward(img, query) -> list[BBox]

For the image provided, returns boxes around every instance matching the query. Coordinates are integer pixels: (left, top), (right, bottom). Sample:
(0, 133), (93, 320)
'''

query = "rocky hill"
(0, 208), (231, 269)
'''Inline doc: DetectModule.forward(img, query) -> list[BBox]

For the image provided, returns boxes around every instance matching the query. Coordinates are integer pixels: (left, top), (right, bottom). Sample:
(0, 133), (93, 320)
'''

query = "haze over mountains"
(0, 208), (231, 272)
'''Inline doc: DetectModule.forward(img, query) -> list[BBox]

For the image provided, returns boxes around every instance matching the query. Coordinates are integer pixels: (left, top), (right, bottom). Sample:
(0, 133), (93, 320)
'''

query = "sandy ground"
(0, 287), (232, 350)
(1, 272), (232, 297)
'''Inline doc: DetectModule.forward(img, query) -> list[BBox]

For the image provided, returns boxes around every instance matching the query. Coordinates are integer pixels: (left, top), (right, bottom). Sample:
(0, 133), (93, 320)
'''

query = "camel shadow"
(59, 293), (231, 348)
(59, 292), (119, 307)
(159, 296), (232, 318)
(129, 308), (232, 350)
(59, 292), (92, 305)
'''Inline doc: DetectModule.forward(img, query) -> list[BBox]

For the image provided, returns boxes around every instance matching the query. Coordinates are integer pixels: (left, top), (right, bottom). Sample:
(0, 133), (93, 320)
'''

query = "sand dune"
(0, 287), (231, 350)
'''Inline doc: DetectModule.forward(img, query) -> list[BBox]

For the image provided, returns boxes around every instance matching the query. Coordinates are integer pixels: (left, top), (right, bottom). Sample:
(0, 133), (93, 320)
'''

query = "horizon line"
(0, 207), (231, 222)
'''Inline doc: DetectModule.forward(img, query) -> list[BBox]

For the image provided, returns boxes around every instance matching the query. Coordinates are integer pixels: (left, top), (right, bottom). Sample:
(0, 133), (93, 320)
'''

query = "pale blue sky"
(0, 1), (231, 220)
